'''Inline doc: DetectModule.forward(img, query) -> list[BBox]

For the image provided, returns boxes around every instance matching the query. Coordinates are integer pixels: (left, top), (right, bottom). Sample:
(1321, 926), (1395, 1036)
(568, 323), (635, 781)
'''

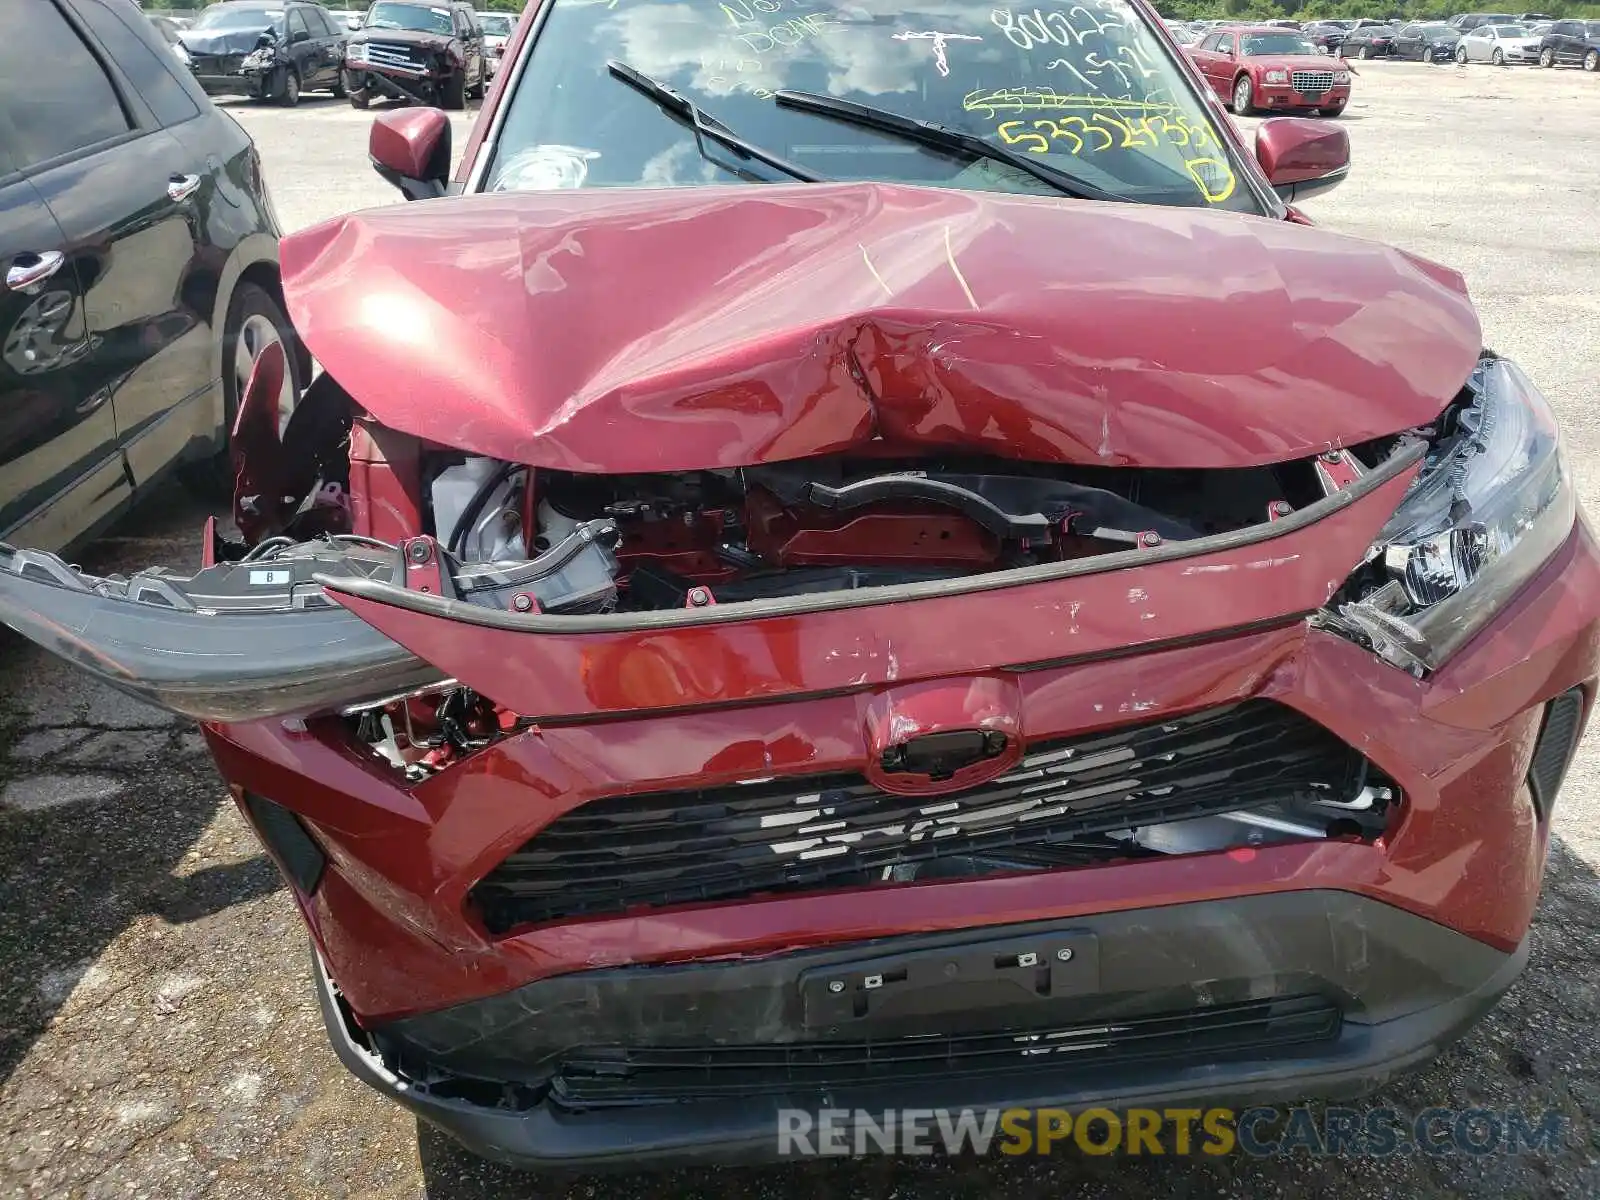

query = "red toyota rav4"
(1, 0), (1594, 1171)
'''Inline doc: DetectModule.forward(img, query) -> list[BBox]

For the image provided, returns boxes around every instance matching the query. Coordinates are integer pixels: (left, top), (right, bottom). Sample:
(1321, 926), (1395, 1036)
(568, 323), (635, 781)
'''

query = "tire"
(1232, 74), (1253, 115)
(1321, 103), (1346, 117)
(179, 283), (303, 501)
(1358, 45), (1372, 59)
(1491, 48), (1504, 65)
(1539, 47), (1555, 67)
(1586, 49), (1599, 72)
(1456, 45), (1469, 63)
(279, 67), (301, 107)
(440, 69), (467, 110)
(331, 70), (347, 98)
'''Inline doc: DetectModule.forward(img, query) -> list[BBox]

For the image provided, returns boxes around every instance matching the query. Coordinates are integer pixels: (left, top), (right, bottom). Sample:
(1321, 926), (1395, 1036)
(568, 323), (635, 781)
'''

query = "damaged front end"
(0, 186), (1552, 738)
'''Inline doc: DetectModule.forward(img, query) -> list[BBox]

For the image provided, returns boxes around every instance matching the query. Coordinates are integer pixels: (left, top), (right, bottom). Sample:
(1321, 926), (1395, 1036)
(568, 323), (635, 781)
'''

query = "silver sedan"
(1456, 24), (1543, 63)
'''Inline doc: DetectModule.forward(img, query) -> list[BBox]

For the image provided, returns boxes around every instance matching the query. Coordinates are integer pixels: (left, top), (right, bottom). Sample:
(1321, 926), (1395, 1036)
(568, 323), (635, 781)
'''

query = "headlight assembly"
(1324, 356), (1574, 674)
(1264, 68), (1289, 83)
(1334, 70), (1351, 82)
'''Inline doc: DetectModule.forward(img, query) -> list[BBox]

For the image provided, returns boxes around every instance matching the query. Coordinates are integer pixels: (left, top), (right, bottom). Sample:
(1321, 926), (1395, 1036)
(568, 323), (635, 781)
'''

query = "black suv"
(180, 1), (349, 106)
(344, 0), (487, 110)
(0, 0), (293, 552)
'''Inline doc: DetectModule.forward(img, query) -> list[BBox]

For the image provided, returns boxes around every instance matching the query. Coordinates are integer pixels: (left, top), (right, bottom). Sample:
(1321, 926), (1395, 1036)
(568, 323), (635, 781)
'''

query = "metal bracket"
(1314, 449), (1366, 496)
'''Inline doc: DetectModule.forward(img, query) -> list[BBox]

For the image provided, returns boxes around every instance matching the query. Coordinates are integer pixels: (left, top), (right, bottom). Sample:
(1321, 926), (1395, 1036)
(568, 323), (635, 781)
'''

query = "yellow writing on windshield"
(981, 90), (1235, 204)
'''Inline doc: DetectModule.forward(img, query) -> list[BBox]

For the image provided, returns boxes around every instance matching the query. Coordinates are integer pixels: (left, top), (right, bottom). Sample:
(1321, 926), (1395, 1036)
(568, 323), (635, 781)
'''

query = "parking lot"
(2, 58), (1599, 1200)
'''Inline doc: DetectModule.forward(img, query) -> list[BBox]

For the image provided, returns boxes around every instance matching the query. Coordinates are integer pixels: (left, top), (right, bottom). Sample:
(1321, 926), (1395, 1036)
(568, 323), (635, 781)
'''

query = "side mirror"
(291, 29), (310, 44)
(1255, 118), (1350, 203)
(347, 17), (361, 30)
(370, 108), (452, 201)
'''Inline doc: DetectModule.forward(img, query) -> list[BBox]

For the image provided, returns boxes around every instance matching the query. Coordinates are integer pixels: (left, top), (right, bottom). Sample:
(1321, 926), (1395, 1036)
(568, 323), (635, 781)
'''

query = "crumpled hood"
(279, 182), (1481, 472)
(180, 28), (271, 54)
(349, 27), (451, 49)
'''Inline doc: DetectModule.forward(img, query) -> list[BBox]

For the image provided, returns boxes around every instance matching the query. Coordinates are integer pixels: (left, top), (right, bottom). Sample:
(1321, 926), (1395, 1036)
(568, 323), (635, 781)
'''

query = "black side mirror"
(291, 29), (310, 44)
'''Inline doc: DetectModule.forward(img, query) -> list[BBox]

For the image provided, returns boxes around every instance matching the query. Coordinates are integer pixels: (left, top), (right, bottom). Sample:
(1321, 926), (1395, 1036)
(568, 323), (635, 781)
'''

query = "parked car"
(0, 0), (290, 553)
(144, 9), (190, 61)
(179, 1), (349, 105)
(1538, 18), (1600, 70)
(1303, 21), (1350, 53)
(1519, 11), (1554, 20)
(1340, 24), (1397, 58)
(344, 0), (486, 109)
(1188, 25), (1351, 115)
(1451, 12), (1521, 31)
(328, 7), (363, 31)
(1391, 21), (1462, 61)
(1457, 22), (1540, 63)
(1163, 17), (1198, 44)
(475, 10), (513, 76)
(5, 0), (1593, 1175)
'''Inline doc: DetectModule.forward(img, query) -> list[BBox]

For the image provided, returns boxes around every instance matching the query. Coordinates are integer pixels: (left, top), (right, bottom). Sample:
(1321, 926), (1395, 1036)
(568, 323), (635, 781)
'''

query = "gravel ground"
(3, 61), (1600, 1199)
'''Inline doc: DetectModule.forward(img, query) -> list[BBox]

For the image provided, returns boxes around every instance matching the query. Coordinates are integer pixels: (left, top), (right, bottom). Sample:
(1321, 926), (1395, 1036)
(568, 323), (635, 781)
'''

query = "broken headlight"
(1331, 356), (1574, 674)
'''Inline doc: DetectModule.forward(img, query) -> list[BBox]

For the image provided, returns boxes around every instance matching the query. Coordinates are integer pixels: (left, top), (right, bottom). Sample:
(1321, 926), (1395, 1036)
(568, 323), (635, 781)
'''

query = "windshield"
(483, 0), (1262, 214)
(193, 4), (284, 31)
(1492, 25), (1527, 36)
(480, 13), (513, 34)
(1240, 33), (1317, 54)
(1420, 23), (1453, 37)
(364, 2), (453, 33)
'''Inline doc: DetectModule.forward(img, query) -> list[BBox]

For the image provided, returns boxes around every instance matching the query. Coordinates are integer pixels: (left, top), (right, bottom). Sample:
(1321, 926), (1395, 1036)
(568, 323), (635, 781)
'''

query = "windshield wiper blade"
(773, 89), (1124, 203)
(607, 61), (826, 185)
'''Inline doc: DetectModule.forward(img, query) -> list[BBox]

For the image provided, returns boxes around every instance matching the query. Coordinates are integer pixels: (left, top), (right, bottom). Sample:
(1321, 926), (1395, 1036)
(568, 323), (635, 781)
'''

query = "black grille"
(472, 701), (1364, 932)
(550, 995), (1342, 1108)
(1528, 688), (1585, 819)
(192, 53), (243, 74)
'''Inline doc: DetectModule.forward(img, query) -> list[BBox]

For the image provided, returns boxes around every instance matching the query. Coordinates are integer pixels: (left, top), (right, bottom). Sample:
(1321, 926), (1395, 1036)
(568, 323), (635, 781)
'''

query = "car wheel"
(1539, 47), (1555, 67)
(179, 283), (303, 501)
(1358, 45), (1372, 59)
(1586, 49), (1599, 72)
(331, 70), (347, 98)
(440, 69), (467, 110)
(1456, 45), (1469, 63)
(1491, 48), (1504, 65)
(1321, 102), (1346, 117)
(1232, 74), (1253, 114)
(279, 67), (301, 106)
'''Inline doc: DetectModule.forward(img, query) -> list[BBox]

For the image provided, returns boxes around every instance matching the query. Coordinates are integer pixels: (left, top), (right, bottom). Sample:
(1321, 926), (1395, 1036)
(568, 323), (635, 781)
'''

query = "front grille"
(471, 701), (1364, 932)
(550, 995), (1342, 1108)
(192, 53), (243, 74)
(365, 41), (427, 70)
(1292, 71), (1337, 92)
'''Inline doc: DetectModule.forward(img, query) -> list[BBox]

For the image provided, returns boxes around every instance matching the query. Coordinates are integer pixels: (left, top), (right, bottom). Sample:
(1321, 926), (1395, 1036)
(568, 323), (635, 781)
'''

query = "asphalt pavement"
(2, 62), (1599, 1198)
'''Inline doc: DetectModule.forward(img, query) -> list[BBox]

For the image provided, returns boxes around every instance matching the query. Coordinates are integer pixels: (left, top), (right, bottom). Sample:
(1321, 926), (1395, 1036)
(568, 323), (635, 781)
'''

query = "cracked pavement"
(3, 65), (1600, 1198)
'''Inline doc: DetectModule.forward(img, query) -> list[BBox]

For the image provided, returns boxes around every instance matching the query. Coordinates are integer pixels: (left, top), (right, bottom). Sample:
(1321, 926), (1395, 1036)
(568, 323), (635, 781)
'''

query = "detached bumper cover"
(314, 891), (1527, 1169)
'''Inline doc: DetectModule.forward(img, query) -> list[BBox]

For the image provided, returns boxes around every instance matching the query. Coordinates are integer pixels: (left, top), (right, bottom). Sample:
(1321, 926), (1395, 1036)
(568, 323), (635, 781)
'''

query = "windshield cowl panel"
(479, 0), (1265, 214)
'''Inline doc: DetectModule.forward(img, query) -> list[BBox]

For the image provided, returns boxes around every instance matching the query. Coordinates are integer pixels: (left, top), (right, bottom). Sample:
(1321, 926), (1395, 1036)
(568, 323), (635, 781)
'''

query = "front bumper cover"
(314, 890), (1527, 1169)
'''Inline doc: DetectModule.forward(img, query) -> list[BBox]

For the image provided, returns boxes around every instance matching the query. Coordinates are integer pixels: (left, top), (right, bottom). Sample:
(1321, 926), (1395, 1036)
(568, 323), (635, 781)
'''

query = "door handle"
(168, 173), (203, 202)
(5, 250), (65, 292)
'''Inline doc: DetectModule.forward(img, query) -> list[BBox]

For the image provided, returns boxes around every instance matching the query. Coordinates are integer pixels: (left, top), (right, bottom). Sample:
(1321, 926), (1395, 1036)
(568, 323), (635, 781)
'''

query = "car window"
(483, 0), (1266, 215)
(0, 0), (132, 171)
(76, 0), (202, 128)
(1588, 22), (1600, 36)
(1243, 33), (1317, 54)
(193, 4), (286, 33)
(364, 2), (452, 34)
(1198, 31), (1219, 50)
(1218, 32), (1235, 53)
(307, 7), (333, 35)
(288, 8), (309, 37)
